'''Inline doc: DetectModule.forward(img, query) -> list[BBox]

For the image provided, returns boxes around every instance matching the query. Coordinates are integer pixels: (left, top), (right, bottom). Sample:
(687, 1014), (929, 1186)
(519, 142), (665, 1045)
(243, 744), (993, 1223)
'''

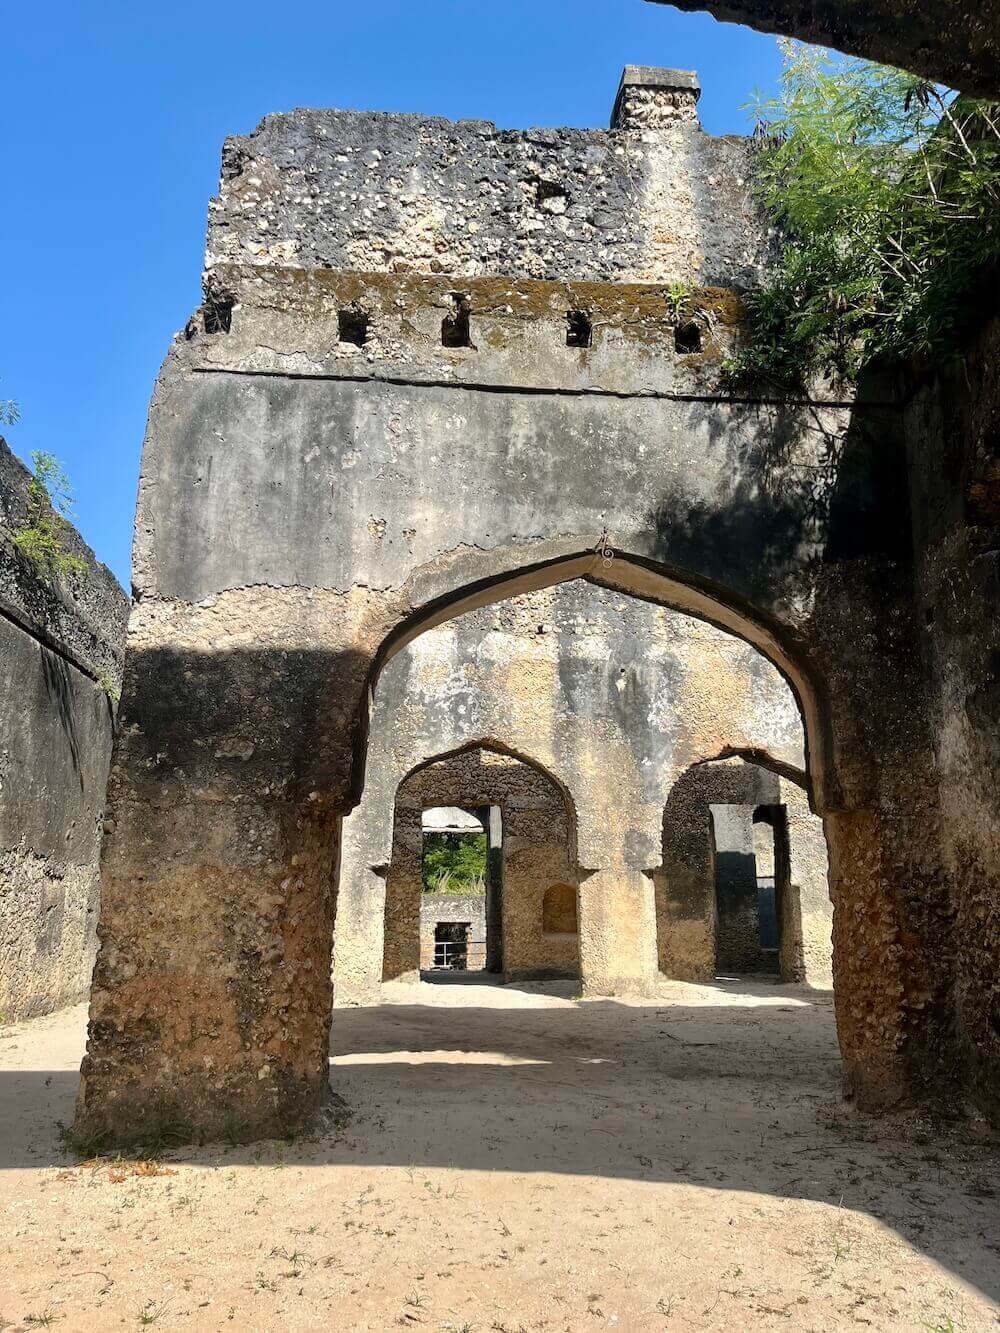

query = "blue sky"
(2, 1), (782, 589)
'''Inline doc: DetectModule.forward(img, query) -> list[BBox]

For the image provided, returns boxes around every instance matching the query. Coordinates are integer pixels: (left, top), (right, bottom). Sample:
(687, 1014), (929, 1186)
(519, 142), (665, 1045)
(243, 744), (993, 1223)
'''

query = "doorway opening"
(420, 804), (495, 974)
(376, 745), (581, 988)
(433, 920), (472, 970)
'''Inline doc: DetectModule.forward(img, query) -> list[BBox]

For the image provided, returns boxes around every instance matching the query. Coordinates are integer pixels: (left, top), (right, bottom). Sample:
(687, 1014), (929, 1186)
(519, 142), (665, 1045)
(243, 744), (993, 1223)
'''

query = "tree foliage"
(729, 42), (1000, 390)
(421, 833), (488, 895)
(12, 451), (85, 580)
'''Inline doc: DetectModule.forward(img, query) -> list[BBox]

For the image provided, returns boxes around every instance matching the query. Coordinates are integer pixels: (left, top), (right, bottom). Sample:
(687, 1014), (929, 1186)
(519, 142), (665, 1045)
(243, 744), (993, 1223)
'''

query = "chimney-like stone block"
(611, 64), (701, 129)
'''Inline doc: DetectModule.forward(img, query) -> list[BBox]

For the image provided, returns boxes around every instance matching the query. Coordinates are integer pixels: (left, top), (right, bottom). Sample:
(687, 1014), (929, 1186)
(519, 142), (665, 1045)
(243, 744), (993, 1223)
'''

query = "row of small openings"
(568, 311), (703, 354)
(336, 296), (473, 349)
(337, 301), (703, 355)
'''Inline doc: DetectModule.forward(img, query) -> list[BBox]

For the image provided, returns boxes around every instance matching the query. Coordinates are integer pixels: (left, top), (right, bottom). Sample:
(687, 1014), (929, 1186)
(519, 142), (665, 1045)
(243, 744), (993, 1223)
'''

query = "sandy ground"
(0, 974), (998, 1332)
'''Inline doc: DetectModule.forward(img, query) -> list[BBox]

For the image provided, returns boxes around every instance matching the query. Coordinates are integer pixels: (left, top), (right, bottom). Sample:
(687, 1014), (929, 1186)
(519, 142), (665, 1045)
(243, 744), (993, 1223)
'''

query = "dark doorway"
(711, 801), (787, 976)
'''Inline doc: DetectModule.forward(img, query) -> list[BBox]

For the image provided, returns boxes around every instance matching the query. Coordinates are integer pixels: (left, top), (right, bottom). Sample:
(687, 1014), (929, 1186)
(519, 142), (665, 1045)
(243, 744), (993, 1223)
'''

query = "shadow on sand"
(1, 979), (997, 1304)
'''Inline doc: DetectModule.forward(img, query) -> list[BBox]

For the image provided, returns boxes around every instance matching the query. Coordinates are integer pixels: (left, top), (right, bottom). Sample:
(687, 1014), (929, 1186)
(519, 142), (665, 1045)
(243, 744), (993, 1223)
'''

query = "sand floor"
(0, 974), (998, 1331)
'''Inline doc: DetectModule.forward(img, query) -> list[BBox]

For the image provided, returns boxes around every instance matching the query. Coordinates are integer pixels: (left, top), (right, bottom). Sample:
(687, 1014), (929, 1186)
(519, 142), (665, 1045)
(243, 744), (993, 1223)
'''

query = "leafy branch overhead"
(13, 451), (86, 580)
(729, 42), (1000, 390)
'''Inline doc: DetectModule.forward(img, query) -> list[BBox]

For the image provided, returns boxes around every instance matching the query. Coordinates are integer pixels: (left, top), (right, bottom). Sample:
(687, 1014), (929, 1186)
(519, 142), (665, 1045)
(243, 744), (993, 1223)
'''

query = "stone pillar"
(710, 804), (762, 972)
(610, 64), (701, 130)
(783, 782), (834, 986)
(577, 863), (659, 996)
(382, 820), (422, 983)
(485, 805), (504, 973)
(76, 783), (340, 1145)
(331, 862), (387, 1005)
(824, 794), (954, 1114)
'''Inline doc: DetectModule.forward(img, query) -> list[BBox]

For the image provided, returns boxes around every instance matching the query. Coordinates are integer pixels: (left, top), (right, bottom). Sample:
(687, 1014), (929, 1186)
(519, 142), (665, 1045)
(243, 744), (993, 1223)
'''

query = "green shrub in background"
(421, 833), (488, 894)
(729, 41), (1000, 391)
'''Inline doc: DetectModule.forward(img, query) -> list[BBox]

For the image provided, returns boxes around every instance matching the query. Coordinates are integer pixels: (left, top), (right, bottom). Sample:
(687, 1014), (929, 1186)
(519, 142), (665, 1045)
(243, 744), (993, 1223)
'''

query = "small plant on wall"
(13, 451), (86, 581)
(0, 381), (18, 426)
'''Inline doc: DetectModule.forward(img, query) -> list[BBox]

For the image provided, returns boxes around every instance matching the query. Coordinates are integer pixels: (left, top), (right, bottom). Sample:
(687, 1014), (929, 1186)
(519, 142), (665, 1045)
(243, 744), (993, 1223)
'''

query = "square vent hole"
(203, 293), (234, 335)
(675, 320), (702, 355)
(442, 293), (472, 348)
(566, 310), (592, 349)
(338, 309), (369, 347)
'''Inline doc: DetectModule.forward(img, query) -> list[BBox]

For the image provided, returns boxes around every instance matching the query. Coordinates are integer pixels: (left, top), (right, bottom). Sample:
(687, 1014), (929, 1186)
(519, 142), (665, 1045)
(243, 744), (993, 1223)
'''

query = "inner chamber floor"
(0, 979), (997, 1330)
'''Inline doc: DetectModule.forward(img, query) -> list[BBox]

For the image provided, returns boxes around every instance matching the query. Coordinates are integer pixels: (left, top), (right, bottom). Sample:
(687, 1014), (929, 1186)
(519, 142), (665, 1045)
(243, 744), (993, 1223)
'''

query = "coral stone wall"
(0, 438), (127, 1020)
(904, 308), (1000, 1116)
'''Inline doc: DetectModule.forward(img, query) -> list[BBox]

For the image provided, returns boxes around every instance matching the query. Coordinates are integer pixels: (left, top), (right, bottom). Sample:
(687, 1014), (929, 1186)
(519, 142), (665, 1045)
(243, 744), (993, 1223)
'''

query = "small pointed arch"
(383, 738), (584, 983)
(653, 751), (830, 987)
(392, 736), (581, 863)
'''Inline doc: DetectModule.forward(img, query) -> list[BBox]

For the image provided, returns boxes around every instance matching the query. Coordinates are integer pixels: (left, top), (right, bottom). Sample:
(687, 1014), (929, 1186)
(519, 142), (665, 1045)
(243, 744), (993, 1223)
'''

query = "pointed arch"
(358, 546), (831, 812)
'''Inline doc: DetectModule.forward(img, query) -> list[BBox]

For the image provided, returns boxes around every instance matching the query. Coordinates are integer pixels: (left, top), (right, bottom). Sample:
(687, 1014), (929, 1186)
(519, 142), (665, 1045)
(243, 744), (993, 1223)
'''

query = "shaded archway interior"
(361, 549), (828, 813)
(377, 742), (583, 987)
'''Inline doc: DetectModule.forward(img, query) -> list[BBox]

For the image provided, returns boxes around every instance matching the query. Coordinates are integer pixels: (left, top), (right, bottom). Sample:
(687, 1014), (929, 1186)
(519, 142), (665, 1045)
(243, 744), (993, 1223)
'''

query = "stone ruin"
(0, 55), (988, 1148)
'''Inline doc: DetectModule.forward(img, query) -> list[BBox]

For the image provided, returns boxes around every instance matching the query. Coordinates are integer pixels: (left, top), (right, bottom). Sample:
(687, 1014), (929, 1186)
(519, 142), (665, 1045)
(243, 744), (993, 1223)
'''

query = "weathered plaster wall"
(333, 580), (830, 1002)
(903, 307), (1000, 1118)
(0, 439), (127, 1020)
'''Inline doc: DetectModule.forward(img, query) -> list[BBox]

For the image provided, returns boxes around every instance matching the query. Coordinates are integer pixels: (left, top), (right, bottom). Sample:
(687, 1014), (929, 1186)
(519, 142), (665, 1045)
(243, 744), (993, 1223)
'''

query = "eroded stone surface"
(646, 0), (1000, 100)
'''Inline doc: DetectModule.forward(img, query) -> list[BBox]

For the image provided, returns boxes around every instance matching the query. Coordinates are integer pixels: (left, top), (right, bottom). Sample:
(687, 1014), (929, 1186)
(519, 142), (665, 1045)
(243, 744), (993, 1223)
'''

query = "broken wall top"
(0, 437), (128, 685)
(205, 66), (768, 290)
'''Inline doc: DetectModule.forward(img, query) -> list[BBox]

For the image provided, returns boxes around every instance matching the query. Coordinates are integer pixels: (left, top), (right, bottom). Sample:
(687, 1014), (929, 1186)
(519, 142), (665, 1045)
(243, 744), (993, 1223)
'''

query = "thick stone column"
(381, 818), (422, 984)
(75, 773), (340, 1145)
(824, 797), (953, 1114)
(331, 863), (388, 1005)
(485, 805), (504, 973)
(711, 804), (761, 972)
(577, 864), (659, 997)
